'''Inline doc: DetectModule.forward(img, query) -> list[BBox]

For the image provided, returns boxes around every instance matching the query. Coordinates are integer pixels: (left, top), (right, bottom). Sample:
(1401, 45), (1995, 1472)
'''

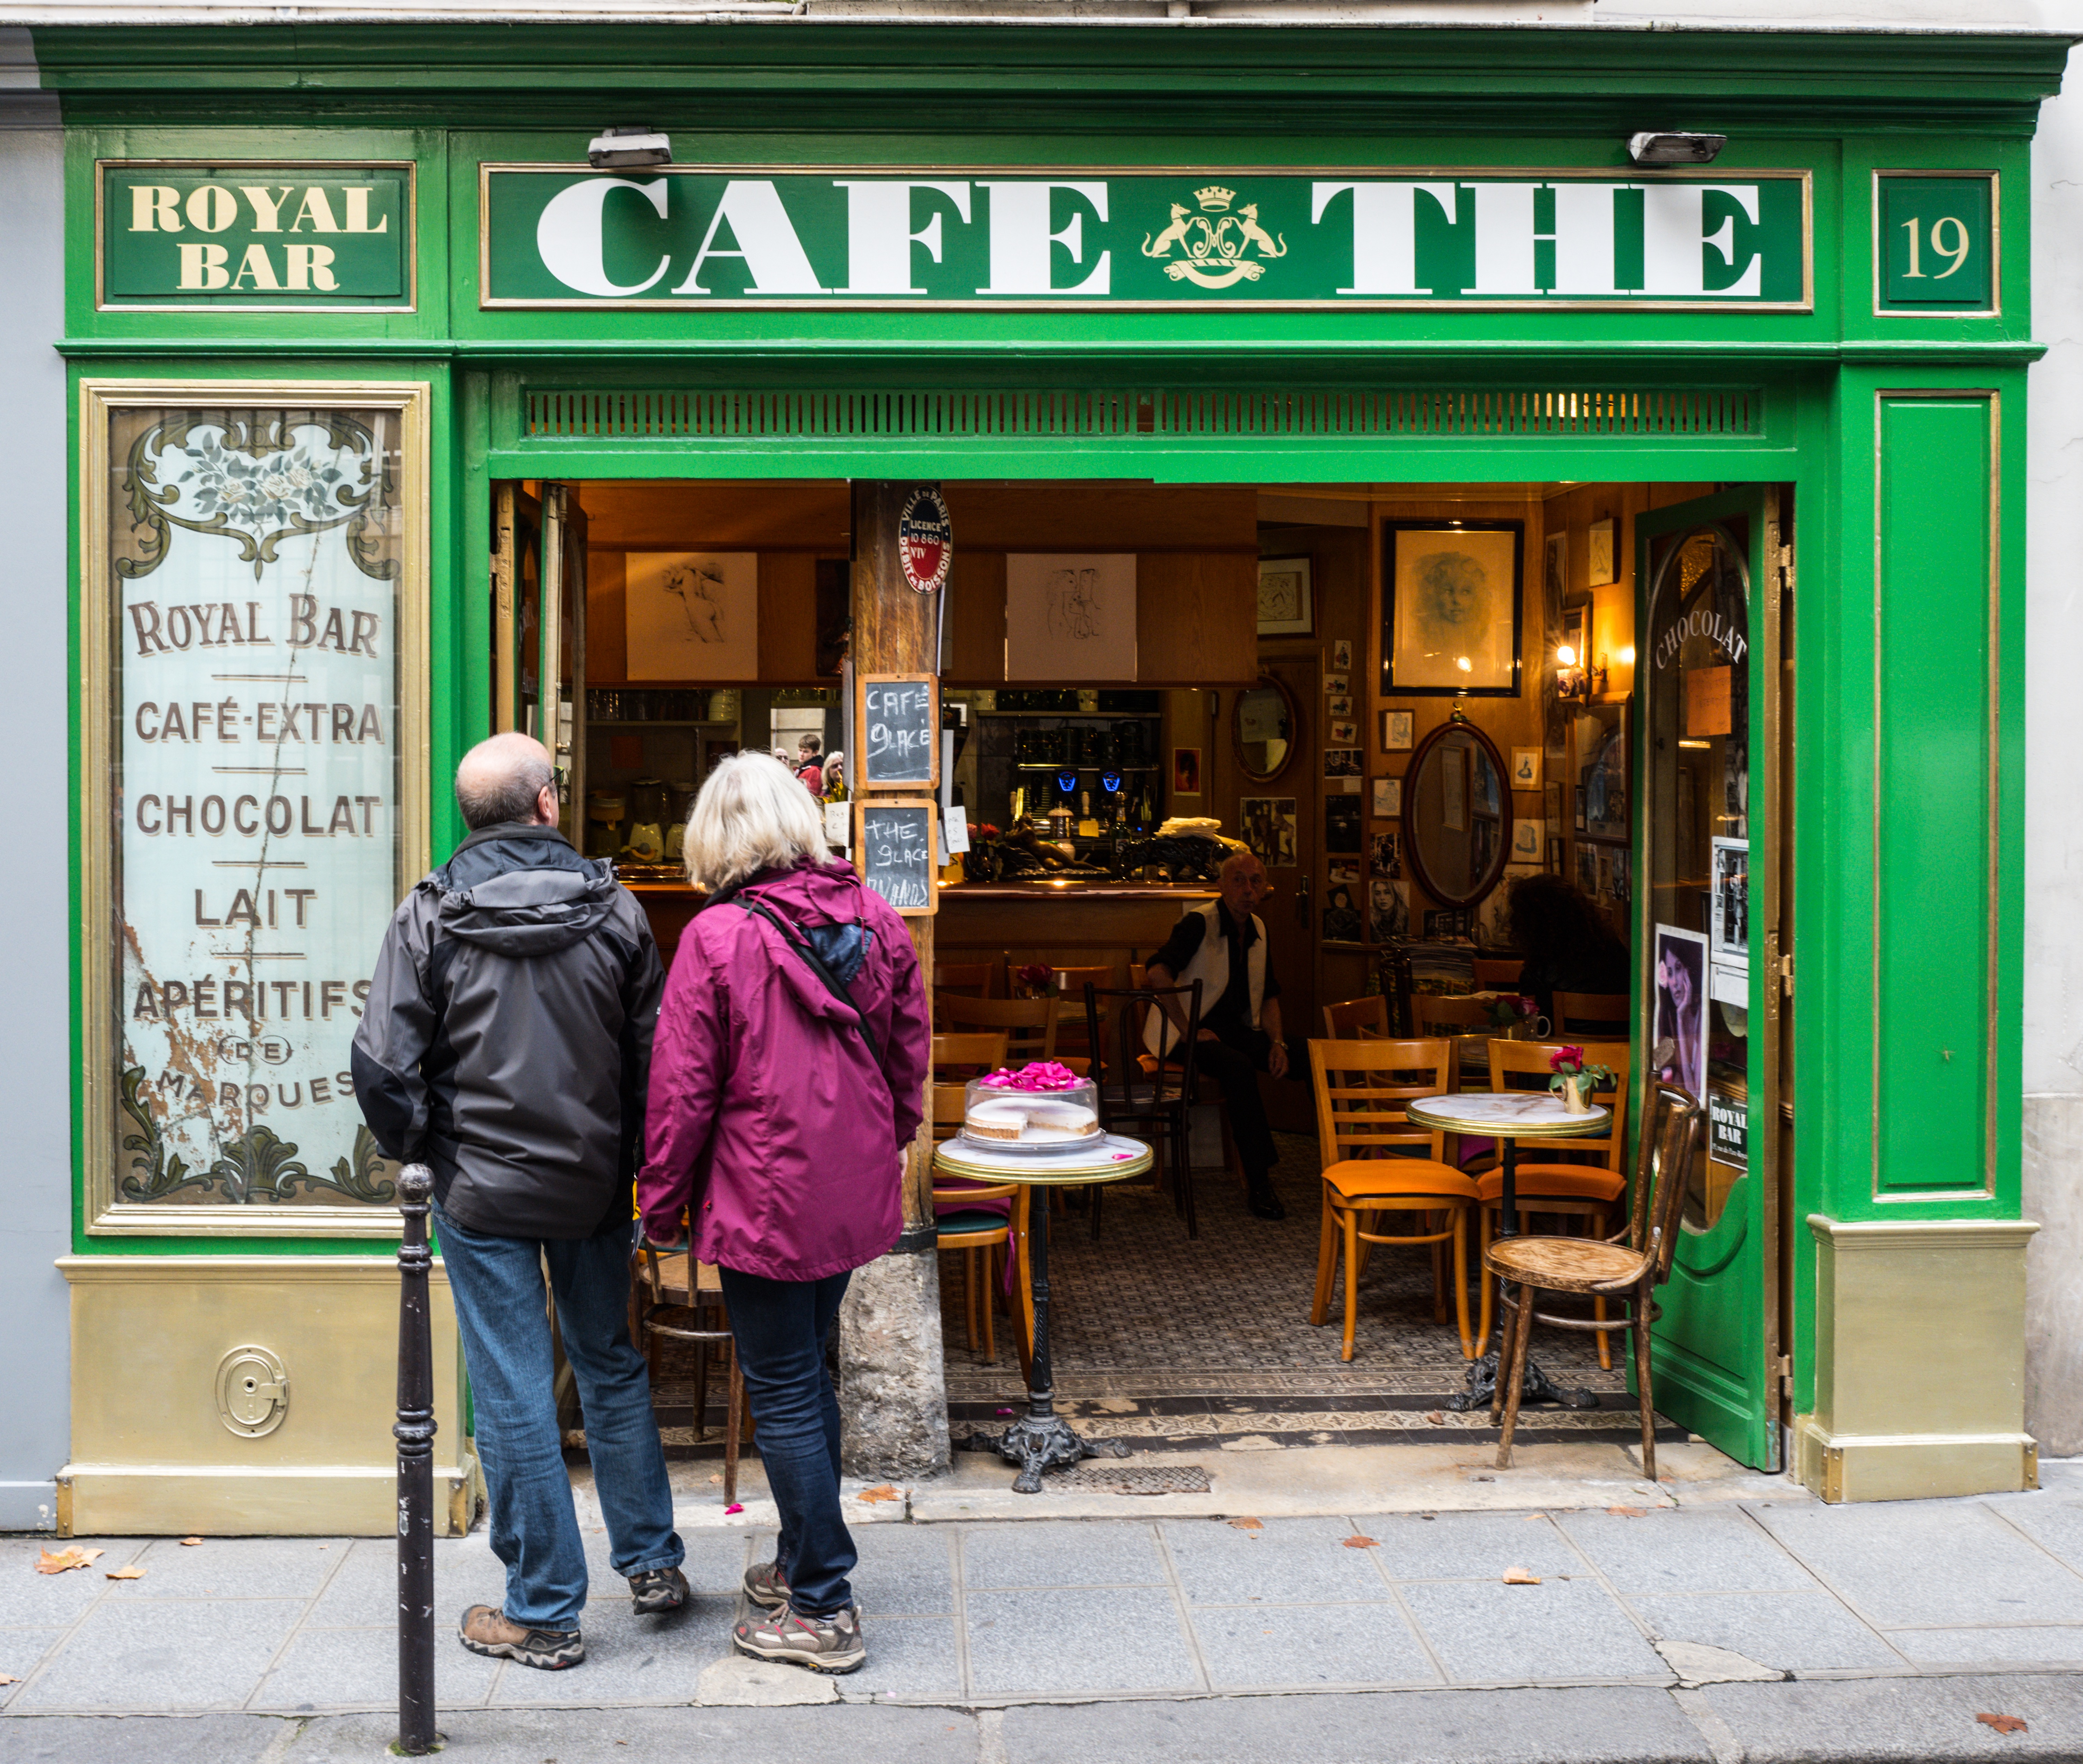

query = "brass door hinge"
(1772, 1353), (1793, 1398)
(1777, 951), (1794, 998)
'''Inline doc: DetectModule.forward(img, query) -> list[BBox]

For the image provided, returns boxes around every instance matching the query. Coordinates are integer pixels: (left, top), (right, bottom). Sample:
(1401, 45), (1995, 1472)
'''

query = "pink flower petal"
(724, 1503), (743, 1515)
(996, 1407), (1015, 1416)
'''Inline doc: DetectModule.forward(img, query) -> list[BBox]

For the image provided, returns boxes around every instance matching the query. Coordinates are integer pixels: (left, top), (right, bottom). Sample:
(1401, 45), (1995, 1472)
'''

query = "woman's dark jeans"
(717, 1266), (856, 1616)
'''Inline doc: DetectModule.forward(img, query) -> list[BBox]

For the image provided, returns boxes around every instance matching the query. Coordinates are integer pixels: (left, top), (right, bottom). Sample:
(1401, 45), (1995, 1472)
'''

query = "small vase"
(1561, 1076), (1589, 1115)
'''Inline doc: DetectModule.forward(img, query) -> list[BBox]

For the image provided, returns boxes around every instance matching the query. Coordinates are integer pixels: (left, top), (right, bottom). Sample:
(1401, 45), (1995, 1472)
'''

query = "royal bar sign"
(99, 163), (414, 309)
(481, 165), (1810, 310)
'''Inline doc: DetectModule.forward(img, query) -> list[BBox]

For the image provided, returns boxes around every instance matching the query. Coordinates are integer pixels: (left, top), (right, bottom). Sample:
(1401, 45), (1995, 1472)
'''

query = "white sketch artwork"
(1007, 553), (1137, 679)
(626, 551), (759, 680)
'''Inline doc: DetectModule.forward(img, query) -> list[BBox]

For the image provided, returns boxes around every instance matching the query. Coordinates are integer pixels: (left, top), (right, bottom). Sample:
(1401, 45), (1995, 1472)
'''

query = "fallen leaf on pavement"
(858, 1485), (901, 1504)
(1977, 1714), (2028, 1735)
(1608, 1505), (1648, 1518)
(179, 1537), (203, 1547)
(33, 1548), (102, 1575)
(0, 1673), (17, 1684)
(1425, 1411), (1445, 1424)
(708, 1475), (723, 1485)
(105, 1566), (146, 1581)
(1502, 1566), (1542, 1585)
(1227, 1517), (1263, 1532)
(1342, 1535), (1379, 1549)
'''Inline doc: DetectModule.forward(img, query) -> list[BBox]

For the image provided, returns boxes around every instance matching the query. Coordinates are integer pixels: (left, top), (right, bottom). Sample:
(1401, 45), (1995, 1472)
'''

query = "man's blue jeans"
(717, 1266), (855, 1616)
(434, 1201), (684, 1631)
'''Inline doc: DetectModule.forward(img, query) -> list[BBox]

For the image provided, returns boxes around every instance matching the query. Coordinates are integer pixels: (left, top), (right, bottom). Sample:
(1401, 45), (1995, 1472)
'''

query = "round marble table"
(1405, 1092), (1612, 1413)
(935, 1133), (1153, 1492)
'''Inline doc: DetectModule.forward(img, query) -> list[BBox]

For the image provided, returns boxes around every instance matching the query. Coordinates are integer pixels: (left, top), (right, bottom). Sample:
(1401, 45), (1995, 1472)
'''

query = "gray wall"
(2021, 40), (2083, 1456)
(0, 30), (70, 1530)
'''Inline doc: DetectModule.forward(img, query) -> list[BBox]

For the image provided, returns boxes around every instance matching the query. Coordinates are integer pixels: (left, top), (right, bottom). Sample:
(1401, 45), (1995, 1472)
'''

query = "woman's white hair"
(683, 750), (828, 892)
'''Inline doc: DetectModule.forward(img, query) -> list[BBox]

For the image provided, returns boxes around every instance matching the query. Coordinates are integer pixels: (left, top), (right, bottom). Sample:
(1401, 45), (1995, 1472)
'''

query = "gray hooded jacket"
(351, 821), (664, 1239)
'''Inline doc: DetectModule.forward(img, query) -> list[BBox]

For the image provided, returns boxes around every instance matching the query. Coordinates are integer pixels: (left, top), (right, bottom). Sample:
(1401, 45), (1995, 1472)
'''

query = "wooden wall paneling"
(1137, 552), (1258, 685)
(945, 551), (1007, 685)
(759, 551), (820, 683)
(579, 480), (850, 552)
(943, 483), (1257, 551)
(586, 550), (629, 684)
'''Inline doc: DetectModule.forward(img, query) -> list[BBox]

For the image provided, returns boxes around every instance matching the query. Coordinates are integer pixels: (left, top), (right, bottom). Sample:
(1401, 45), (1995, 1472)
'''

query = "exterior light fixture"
(1627, 131), (1727, 167)
(587, 127), (672, 169)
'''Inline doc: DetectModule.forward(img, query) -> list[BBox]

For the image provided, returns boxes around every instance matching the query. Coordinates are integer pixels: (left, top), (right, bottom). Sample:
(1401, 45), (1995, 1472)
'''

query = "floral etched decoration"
(116, 413), (397, 584)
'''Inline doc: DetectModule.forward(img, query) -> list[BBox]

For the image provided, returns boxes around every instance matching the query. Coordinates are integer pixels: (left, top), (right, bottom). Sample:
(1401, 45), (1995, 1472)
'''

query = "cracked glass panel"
(109, 404), (403, 1208)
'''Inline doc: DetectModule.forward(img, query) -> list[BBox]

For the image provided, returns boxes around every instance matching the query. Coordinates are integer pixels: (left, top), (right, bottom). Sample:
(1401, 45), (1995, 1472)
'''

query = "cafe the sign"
(99, 164), (414, 309)
(481, 165), (1812, 311)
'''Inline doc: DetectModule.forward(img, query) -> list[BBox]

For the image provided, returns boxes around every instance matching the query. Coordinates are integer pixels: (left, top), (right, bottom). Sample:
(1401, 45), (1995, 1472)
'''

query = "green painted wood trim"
(29, 24), (2075, 133)
(66, 352), (460, 1258)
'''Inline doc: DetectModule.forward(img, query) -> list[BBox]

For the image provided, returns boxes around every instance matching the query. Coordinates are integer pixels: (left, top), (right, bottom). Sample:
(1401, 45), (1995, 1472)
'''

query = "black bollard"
(394, 1163), (438, 1756)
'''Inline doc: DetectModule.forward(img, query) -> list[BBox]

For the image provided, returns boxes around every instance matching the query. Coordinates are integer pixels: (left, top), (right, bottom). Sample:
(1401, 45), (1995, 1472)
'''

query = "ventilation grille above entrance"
(523, 387), (1760, 442)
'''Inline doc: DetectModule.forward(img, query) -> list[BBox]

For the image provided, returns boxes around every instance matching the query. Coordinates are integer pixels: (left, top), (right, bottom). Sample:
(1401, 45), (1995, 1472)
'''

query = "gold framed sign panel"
(478, 163), (1814, 314)
(94, 161), (418, 315)
(78, 379), (432, 1238)
(1869, 169), (2000, 320)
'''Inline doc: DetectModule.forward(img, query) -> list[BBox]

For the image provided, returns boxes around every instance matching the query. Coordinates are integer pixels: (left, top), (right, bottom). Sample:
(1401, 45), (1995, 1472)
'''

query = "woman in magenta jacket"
(638, 752), (930, 1675)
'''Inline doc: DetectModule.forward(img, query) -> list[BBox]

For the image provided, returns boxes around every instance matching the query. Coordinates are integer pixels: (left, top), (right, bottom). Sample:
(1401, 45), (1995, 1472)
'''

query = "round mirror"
(1402, 716), (1514, 911)
(1233, 676), (1298, 784)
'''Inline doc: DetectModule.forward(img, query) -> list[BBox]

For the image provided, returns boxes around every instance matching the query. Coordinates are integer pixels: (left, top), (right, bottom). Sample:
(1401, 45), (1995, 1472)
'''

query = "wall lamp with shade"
(1627, 131), (1727, 167)
(588, 127), (672, 169)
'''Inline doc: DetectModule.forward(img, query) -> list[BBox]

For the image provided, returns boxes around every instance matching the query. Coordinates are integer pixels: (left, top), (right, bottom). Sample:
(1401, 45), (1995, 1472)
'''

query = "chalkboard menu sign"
(857, 672), (938, 790)
(855, 797), (938, 916)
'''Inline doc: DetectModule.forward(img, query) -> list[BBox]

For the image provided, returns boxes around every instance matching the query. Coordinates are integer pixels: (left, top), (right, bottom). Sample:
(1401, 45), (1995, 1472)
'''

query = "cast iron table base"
(958, 1162), (1133, 1492)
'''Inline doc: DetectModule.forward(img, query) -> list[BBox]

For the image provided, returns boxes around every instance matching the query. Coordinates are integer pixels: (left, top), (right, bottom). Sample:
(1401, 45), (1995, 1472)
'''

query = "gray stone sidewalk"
(9, 1466), (2083, 1759)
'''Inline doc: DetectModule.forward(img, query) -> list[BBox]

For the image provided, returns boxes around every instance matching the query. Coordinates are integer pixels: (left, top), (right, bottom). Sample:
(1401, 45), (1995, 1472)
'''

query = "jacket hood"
(432, 823), (619, 958)
(726, 858), (868, 927)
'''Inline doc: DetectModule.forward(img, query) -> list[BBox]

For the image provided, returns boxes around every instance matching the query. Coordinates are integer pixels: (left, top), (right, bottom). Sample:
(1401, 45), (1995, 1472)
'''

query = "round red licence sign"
(898, 486), (953, 594)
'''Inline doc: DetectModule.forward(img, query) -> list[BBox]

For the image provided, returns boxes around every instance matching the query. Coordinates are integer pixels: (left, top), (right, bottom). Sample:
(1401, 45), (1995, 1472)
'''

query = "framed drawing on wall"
(1380, 521), (1523, 697)
(1257, 556), (1313, 636)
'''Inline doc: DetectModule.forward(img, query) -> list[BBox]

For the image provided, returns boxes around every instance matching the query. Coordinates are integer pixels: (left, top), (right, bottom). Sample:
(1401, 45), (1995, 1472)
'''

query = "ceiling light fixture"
(587, 127), (673, 170)
(1626, 131), (1727, 168)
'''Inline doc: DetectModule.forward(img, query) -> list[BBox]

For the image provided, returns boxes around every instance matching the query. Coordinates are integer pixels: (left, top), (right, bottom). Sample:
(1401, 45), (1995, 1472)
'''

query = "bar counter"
(936, 879), (1216, 975)
(624, 877), (1216, 975)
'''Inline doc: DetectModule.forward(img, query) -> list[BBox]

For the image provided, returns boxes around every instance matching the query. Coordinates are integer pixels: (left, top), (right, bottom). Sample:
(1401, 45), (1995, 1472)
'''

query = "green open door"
(1633, 487), (1789, 1472)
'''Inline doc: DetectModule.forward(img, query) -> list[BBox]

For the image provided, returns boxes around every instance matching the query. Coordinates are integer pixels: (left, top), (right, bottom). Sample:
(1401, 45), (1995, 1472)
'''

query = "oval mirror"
(1233, 675), (1298, 784)
(1402, 716), (1514, 911)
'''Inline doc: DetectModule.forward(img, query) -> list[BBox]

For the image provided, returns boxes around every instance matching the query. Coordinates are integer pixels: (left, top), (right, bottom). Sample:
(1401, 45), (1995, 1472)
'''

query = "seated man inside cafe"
(1145, 850), (1307, 1221)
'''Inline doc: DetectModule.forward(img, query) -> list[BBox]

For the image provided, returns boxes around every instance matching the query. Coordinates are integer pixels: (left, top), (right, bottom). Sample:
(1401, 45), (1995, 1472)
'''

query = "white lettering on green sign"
(482, 168), (1810, 309)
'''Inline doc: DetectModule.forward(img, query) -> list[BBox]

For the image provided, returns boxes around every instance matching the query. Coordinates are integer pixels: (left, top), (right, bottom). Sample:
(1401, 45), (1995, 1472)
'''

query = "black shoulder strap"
(738, 900), (885, 1068)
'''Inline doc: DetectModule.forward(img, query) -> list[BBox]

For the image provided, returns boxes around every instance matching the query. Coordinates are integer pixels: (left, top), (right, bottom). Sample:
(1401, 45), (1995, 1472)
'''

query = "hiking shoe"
(458, 1605), (585, 1670)
(628, 1565), (690, 1614)
(732, 1602), (865, 1674)
(743, 1559), (792, 1610)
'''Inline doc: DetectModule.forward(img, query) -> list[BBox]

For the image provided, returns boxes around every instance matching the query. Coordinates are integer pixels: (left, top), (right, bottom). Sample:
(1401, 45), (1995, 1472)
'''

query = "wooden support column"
(836, 480), (953, 1479)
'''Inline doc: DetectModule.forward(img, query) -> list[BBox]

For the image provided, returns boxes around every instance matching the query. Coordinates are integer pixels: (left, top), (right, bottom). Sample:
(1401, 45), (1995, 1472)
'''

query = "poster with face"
(1651, 924), (1710, 1103)
(1369, 876), (1409, 944)
(1324, 862), (1364, 944)
(1385, 525), (1521, 693)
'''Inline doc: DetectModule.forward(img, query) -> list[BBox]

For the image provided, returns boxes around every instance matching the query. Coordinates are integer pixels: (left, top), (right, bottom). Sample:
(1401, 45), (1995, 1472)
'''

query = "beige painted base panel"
(1794, 1414), (2038, 1504)
(59, 1456), (479, 1538)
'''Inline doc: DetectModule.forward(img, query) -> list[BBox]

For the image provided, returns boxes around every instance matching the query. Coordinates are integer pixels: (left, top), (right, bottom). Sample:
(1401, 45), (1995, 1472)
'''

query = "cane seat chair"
(1128, 962), (1244, 1190)
(1475, 1039), (1632, 1363)
(1307, 1038), (1478, 1363)
(633, 1245), (748, 1503)
(1486, 1082), (1705, 1477)
(1086, 980), (1207, 1240)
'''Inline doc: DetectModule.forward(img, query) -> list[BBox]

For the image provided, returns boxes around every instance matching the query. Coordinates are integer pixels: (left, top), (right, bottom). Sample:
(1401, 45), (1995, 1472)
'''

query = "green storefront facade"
(43, 22), (2067, 1531)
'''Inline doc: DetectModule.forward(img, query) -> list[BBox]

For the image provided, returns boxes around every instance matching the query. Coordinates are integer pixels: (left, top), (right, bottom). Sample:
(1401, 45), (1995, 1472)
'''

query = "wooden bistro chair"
(1472, 957), (1525, 990)
(937, 993), (1060, 1068)
(1322, 995), (1390, 1040)
(929, 1082), (1032, 1371)
(931, 1030), (1009, 1099)
(1476, 1039), (1632, 1364)
(1086, 980), (1207, 1240)
(1553, 990), (1630, 1037)
(1307, 1038), (1478, 1364)
(1128, 962), (1244, 1192)
(931, 961), (1000, 1032)
(1487, 1081), (1705, 1477)
(632, 1244), (748, 1504)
